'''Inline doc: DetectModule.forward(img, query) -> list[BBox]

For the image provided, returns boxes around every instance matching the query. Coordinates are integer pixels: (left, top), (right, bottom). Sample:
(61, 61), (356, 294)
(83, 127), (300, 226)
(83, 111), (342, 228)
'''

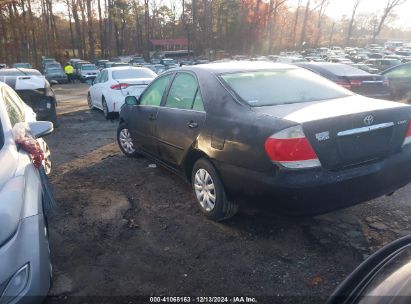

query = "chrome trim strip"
(337, 122), (394, 137)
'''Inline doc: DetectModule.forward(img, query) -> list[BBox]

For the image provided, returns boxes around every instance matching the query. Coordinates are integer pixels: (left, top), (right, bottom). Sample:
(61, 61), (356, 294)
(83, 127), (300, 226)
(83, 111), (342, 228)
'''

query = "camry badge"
(316, 131), (330, 141)
(364, 115), (374, 126)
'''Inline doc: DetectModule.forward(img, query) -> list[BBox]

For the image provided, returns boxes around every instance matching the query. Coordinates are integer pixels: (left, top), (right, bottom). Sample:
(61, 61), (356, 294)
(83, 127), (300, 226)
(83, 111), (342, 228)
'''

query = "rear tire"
(117, 123), (140, 157)
(191, 158), (238, 221)
(102, 97), (114, 119)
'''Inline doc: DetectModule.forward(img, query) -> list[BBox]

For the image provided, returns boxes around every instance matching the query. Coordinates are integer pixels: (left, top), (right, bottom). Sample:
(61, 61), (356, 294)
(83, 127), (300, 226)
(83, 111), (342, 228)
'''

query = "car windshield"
(48, 68), (63, 74)
(220, 69), (352, 107)
(82, 65), (98, 70)
(112, 69), (156, 79)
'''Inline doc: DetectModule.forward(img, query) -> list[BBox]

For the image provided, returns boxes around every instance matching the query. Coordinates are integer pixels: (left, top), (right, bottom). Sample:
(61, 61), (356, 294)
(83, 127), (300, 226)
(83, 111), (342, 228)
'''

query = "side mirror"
(28, 121), (54, 138)
(125, 96), (139, 106)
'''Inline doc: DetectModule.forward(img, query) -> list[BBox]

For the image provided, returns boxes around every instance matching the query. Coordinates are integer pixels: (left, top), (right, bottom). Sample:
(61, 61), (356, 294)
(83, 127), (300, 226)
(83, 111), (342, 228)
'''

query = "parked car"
(69, 58), (82, 67)
(41, 58), (56, 69)
(117, 62), (411, 221)
(0, 81), (53, 303)
(96, 59), (109, 69)
(365, 58), (402, 72)
(0, 68), (58, 126)
(12, 63), (32, 69)
(328, 235), (411, 304)
(88, 66), (156, 119)
(160, 58), (178, 70)
(129, 56), (146, 65)
(295, 62), (391, 99)
(382, 63), (411, 101)
(78, 63), (99, 83)
(73, 61), (90, 79)
(44, 66), (68, 84)
(276, 56), (306, 64)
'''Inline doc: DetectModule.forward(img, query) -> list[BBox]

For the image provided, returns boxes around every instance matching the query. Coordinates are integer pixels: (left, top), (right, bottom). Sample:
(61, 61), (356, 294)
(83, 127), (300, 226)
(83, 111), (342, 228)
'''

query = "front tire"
(192, 158), (238, 221)
(87, 93), (94, 109)
(117, 123), (140, 157)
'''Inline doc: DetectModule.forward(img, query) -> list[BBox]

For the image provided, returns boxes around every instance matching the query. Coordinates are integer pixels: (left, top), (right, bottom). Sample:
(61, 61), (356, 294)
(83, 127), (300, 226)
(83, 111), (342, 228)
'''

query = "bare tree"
(346, 0), (362, 45)
(268, 0), (288, 53)
(372, 0), (408, 42)
(299, 0), (311, 49)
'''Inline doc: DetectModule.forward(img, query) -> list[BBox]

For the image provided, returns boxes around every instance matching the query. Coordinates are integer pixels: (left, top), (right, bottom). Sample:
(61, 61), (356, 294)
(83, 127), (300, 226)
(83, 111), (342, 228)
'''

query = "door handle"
(149, 114), (157, 121)
(187, 121), (198, 128)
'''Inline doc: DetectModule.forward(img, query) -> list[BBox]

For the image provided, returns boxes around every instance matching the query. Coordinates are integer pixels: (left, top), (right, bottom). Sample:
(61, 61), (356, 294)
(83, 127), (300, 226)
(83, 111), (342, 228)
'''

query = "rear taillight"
(110, 83), (129, 90)
(403, 119), (411, 146)
(264, 125), (321, 169)
(350, 80), (362, 87)
(336, 81), (351, 90)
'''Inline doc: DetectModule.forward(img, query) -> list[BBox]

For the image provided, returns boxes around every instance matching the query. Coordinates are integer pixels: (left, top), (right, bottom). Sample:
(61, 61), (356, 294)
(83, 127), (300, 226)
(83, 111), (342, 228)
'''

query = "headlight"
(1, 264), (30, 300)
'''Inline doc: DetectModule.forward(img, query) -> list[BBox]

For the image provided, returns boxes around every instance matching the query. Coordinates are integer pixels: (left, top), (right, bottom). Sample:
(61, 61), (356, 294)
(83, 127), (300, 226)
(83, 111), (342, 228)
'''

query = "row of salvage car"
(2, 60), (411, 302)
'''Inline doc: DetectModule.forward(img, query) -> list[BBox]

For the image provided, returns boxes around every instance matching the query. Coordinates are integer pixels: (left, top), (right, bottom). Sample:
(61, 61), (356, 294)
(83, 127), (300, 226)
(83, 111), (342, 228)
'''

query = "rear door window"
(140, 74), (172, 106)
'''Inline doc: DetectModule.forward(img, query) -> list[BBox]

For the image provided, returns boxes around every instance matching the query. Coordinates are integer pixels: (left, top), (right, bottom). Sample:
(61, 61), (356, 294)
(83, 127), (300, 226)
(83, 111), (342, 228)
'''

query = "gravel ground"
(44, 83), (411, 303)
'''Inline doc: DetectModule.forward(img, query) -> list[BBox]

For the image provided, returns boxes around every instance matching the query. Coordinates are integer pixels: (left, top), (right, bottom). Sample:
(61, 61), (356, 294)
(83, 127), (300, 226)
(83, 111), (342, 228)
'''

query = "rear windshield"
(82, 65), (98, 70)
(220, 69), (352, 107)
(112, 69), (156, 80)
(322, 64), (368, 76)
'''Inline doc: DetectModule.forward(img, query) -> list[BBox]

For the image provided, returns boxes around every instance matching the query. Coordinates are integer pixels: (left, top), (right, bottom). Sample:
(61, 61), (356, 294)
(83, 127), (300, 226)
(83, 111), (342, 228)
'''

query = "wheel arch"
(183, 148), (211, 183)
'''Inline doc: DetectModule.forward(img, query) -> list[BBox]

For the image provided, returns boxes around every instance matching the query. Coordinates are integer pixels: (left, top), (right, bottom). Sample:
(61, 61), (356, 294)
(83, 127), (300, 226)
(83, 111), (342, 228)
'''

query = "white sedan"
(87, 66), (156, 119)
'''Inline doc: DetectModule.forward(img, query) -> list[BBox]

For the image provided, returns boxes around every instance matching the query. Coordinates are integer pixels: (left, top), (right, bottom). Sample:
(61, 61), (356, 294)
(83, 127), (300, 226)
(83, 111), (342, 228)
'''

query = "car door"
(129, 73), (173, 156)
(155, 72), (206, 167)
(91, 70), (107, 108)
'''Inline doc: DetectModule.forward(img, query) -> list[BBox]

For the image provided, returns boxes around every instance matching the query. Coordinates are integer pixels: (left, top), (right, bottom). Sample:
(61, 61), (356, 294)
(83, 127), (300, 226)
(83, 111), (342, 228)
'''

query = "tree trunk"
(71, 0), (84, 58)
(86, 0), (95, 59)
(97, 0), (105, 57)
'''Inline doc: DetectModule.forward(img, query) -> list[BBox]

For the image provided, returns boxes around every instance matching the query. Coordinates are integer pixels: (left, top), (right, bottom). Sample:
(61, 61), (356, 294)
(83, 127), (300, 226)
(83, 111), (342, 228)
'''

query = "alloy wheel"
(119, 128), (135, 154)
(194, 168), (216, 212)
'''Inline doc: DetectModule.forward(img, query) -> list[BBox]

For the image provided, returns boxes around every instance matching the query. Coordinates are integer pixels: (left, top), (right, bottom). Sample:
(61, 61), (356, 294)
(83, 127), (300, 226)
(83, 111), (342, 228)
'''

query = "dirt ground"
(44, 83), (411, 303)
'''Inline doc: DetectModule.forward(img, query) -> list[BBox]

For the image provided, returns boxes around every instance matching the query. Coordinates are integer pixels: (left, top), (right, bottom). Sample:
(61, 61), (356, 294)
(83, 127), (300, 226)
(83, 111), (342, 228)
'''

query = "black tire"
(87, 93), (94, 109)
(102, 97), (114, 119)
(191, 158), (238, 221)
(48, 102), (59, 128)
(117, 123), (140, 157)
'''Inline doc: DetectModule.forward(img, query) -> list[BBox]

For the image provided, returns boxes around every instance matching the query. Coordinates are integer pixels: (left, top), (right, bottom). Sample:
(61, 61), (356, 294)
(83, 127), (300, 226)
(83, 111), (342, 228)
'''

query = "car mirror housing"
(125, 96), (139, 106)
(28, 121), (54, 138)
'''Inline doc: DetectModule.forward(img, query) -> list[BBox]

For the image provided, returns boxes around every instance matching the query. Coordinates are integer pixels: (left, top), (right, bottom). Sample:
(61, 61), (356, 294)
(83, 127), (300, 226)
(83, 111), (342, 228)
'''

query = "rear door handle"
(187, 121), (198, 128)
(149, 114), (157, 121)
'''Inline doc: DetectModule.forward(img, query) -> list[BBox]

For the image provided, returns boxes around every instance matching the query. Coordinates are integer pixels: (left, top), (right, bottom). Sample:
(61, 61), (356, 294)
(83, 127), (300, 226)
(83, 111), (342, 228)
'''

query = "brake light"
(264, 125), (321, 169)
(350, 80), (362, 87)
(336, 81), (351, 90)
(403, 119), (411, 146)
(110, 83), (129, 90)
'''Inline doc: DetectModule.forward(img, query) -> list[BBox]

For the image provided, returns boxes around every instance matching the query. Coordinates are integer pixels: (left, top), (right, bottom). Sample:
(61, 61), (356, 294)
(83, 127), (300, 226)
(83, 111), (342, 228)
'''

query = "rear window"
(322, 64), (369, 76)
(112, 69), (156, 80)
(220, 69), (352, 107)
(82, 65), (98, 70)
(0, 69), (41, 76)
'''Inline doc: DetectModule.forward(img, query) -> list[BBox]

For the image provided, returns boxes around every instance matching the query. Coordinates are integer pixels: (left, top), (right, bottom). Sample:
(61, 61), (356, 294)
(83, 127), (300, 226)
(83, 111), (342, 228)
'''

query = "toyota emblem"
(364, 115), (374, 126)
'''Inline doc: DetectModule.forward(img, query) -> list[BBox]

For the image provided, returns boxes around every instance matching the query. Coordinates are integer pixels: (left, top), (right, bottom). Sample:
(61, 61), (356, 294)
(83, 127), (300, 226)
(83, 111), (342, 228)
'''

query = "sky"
(289, 0), (411, 29)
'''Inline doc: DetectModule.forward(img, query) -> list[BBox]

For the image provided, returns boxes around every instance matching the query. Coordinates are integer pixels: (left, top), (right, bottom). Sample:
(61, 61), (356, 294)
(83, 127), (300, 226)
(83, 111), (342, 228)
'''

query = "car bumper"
(0, 214), (50, 304)
(215, 147), (411, 215)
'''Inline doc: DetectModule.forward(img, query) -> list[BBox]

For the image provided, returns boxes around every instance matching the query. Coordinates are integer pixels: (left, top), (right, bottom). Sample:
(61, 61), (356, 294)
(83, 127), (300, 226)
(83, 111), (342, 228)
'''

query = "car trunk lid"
(254, 95), (411, 170)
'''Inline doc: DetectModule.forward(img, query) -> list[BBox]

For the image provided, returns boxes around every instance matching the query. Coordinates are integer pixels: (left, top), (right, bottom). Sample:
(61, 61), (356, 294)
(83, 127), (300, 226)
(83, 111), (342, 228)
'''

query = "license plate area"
(337, 122), (394, 167)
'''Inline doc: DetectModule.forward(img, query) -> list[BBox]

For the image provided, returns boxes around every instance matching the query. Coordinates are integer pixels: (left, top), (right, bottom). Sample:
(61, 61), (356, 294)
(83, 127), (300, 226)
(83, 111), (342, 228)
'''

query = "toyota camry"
(117, 61), (411, 221)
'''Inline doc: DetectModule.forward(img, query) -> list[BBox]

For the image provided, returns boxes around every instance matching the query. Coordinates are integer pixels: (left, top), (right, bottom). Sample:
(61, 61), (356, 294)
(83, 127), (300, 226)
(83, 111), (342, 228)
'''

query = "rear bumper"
(0, 214), (50, 304)
(215, 147), (411, 214)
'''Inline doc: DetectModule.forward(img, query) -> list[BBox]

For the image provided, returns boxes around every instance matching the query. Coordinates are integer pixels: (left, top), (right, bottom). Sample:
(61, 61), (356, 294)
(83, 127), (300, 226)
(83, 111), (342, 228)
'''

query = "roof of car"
(178, 61), (295, 74)
(0, 68), (42, 76)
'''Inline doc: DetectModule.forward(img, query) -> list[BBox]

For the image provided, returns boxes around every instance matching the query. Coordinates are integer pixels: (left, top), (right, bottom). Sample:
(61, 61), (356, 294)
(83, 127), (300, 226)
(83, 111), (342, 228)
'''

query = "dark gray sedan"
(117, 62), (411, 221)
